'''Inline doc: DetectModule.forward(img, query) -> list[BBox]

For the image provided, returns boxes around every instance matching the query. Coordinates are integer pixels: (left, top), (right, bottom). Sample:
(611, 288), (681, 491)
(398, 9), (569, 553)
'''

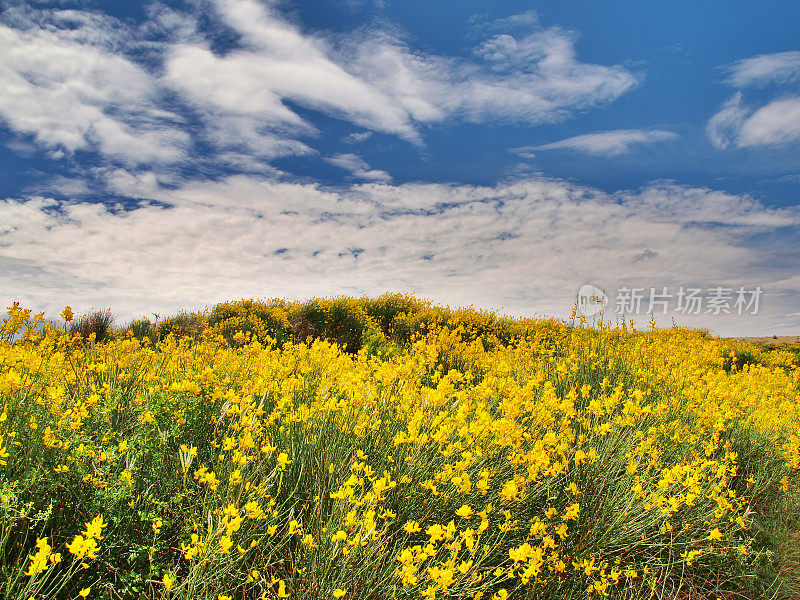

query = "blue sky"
(1, 0), (799, 335)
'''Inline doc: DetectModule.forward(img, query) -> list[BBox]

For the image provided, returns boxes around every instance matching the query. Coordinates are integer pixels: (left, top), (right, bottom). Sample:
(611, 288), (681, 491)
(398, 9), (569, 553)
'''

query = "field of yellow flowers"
(1, 295), (798, 600)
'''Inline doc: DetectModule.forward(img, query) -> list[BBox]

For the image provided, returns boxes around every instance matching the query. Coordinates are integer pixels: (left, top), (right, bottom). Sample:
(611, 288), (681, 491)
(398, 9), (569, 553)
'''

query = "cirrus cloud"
(324, 154), (391, 182)
(521, 129), (678, 156)
(709, 50), (800, 149)
(724, 51), (800, 87)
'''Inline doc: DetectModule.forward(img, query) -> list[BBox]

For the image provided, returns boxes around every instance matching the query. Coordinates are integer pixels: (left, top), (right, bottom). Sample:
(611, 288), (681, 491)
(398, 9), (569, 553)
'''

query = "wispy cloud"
(724, 51), (800, 87)
(343, 27), (639, 127)
(522, 129), (677, 156)
(736, 97), (800, 146)
(709, 51), (800, 149)
(343, 131), (373, 144)
(324, 154), (391, 182)
(707, 93), (748, 150)
(708, 93), (800, 149)
(0, 8), (188, 166)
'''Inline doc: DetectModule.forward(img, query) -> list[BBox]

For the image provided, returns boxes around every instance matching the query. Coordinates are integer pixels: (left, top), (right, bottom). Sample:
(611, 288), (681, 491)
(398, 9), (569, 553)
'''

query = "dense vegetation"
(1, 295), (798, 600)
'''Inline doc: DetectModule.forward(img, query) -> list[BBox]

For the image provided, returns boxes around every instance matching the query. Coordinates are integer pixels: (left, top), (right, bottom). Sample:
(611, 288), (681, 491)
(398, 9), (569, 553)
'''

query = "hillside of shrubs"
(0, 294), (798, 600)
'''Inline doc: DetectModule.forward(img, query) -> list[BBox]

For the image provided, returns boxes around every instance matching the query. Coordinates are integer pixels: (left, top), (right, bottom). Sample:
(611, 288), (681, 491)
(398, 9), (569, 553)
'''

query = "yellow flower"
(426, 523), (445, 543)
(277, 452), (292, 471)
(500, 479), (519, 501)
(333, 590), (346, 598)
(78, 588), (91, 598)
(421, 586), (436, 599)
(455, 505), (473, 519)
(277, 580), (290, 598)
(26, 537), (53, 577)
(219, 535), (233, 554)
(162, 573), (175, 591)
(708, 528), (723, 541)
(404, 521), (421, 533)
(84, 515), (108, 540)
(67, 535), (99, 560)
(680, 549), (703, 566)
(61, 306), (73, 322)
(561, 503), (580, 521)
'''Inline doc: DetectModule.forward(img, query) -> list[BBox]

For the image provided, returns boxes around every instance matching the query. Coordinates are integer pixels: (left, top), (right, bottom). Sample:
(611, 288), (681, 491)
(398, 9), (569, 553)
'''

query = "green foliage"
(361, 293), (418, 335)
(124, 318), (156, 345)
(156, 311), (206, 341)
(291, 297), (376, 354)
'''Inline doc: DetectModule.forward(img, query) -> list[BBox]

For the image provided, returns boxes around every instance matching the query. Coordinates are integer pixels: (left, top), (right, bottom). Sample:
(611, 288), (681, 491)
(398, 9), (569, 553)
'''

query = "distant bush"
(156, 311), (206, 341)
(290, 297), (375, 354)
(120, 317), (154, 343)
(209, 299), (290, 347)
(68, 309), (114, 342)
(153, 294), (578, 358)
(719, 340), (800, 372)
(362, 293), (418, 335)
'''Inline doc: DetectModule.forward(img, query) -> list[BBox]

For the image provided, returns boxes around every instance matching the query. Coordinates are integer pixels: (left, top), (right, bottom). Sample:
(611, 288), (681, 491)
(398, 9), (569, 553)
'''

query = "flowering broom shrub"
(0, 298), (798, 599)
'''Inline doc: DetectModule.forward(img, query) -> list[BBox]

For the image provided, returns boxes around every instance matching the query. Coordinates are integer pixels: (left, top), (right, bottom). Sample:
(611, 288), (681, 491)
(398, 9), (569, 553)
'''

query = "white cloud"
(724, 51), (800, 87)
(166, 0), (638, 147)
(737, 97), (800, 147)
(706, 92), (748, 149)
(0, 0), (640, 171)
(342, 27), (639, 127)
(324, 154), (391, 182)
(0, 12), (188, 165)
(708, 94), (800, 149)
(31, 175), (91, 198)
(525, 129), (677, 156)
(616, 182), (799, 227)
(483, 11), (541, 31)
(709, 51), (800, 149)
(344, 131), (373, 144)
(1, 176), (798, 335)
(164, 42), (418, 140)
